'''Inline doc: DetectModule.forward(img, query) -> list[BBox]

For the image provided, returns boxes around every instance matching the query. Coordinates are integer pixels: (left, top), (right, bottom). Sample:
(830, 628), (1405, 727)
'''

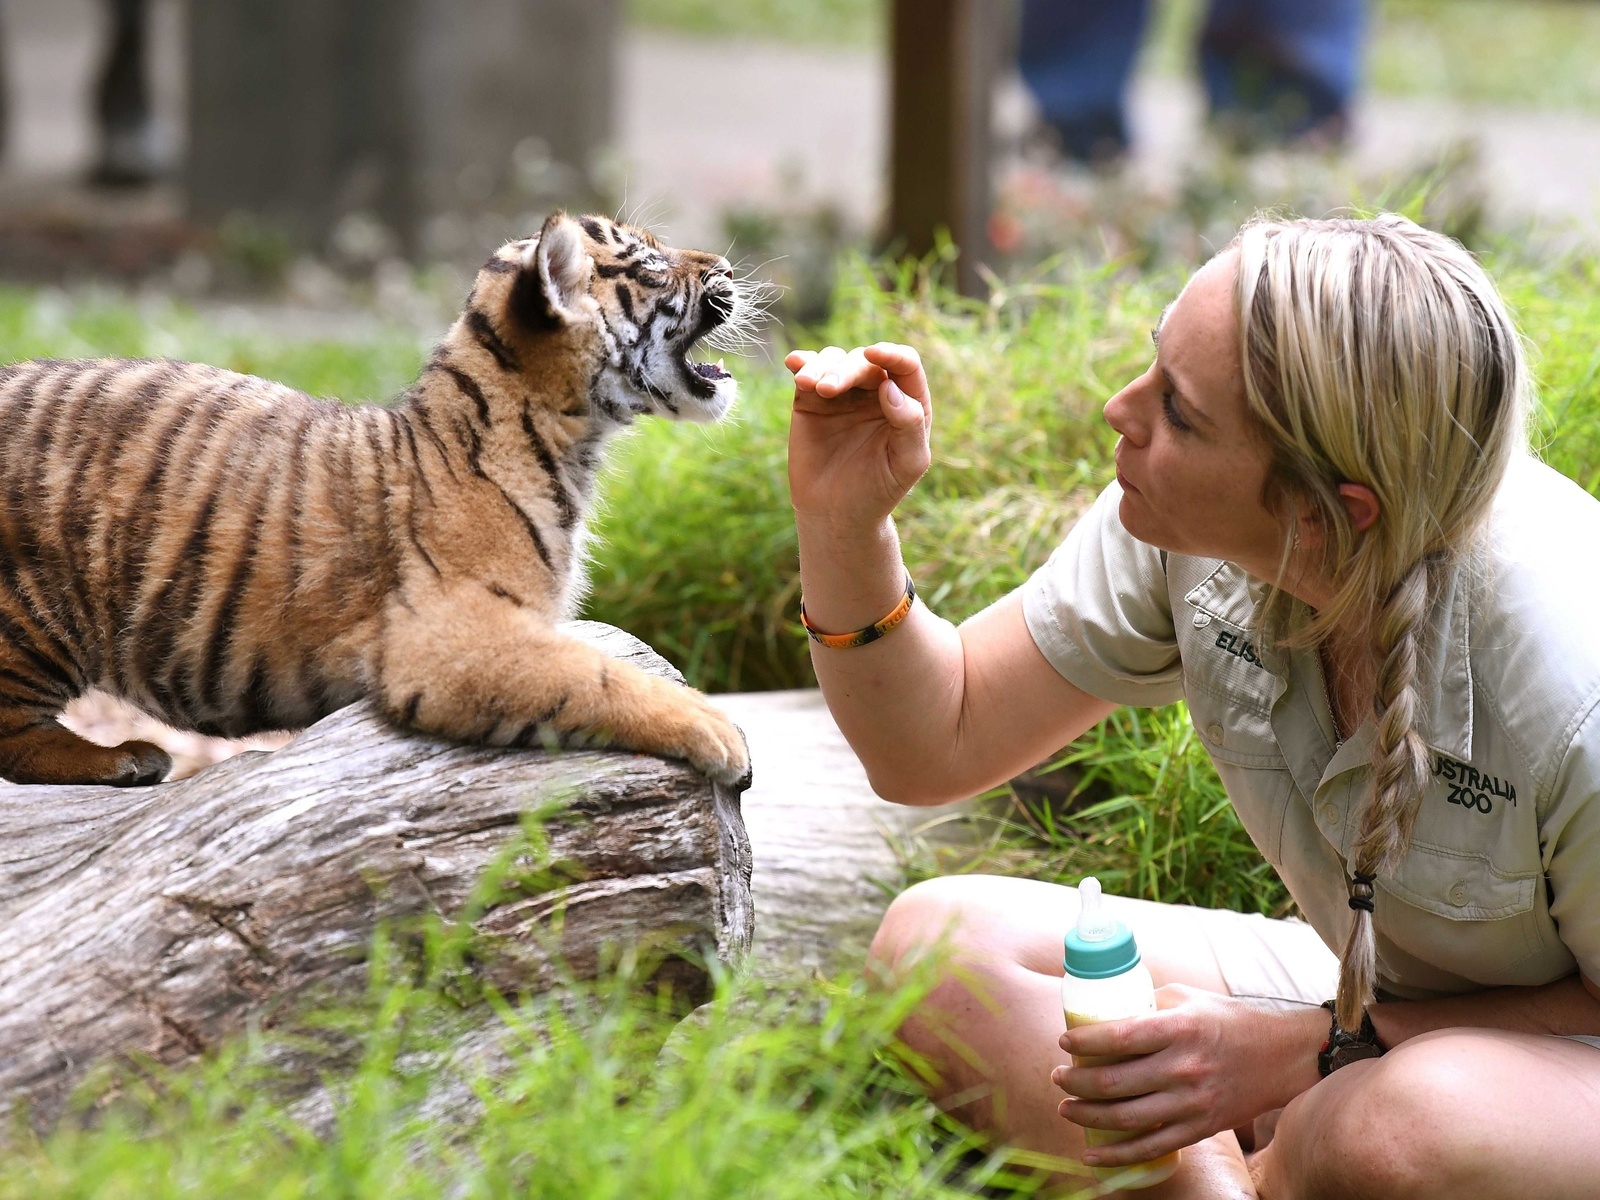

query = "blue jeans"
(1018, 0), (1366, 159)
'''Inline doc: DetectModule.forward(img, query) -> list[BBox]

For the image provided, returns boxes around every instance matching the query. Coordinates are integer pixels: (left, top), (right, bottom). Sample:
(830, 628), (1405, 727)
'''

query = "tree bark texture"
(0, 622), (753, 1130)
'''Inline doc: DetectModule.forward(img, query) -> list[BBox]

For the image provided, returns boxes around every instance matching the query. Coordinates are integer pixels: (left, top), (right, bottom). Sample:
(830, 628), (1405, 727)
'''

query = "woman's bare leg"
(1253, 1028), (1600, 1200)
(870, 874), (1256, 1196)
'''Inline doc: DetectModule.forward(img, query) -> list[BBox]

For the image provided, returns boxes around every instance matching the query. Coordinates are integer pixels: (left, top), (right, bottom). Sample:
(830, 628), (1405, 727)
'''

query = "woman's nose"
(1103, 382), (1145, 446)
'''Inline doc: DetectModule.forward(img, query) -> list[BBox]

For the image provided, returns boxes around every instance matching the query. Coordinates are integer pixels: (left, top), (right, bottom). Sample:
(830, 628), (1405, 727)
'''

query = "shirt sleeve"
(1020, 481), (1186, 708)
(1543, 700), (1600, 986)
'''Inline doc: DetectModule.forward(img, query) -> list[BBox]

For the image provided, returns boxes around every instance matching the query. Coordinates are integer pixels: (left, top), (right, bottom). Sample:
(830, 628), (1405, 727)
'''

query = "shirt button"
(1449, 881), (1470, 906)
(1207, 724), (1225, 744)
(1193, 612), (1212, 628)
(1320, 802), (1340, 826)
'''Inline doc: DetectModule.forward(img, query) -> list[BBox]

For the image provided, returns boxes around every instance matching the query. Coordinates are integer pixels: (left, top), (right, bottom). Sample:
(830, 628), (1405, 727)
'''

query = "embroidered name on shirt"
(1213, 630), (1265, 669)
(1433, 754), (1516, 814)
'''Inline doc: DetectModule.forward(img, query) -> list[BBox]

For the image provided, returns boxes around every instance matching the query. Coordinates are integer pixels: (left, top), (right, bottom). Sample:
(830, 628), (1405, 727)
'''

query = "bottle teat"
(1063, 876), (1141, 979)
(1074, 876), (1117, 942)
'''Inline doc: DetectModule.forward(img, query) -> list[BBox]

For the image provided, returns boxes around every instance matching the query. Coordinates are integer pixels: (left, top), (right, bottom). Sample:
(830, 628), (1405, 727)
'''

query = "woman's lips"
(1116, 468), (1140, 495)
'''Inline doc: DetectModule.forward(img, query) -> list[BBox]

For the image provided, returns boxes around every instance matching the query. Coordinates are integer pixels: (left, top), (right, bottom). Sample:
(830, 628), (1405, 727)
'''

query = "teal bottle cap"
(1063, 877), (1141, 979)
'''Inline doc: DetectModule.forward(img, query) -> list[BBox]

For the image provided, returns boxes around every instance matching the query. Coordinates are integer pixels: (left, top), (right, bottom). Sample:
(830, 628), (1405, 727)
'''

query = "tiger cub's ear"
(511, 212), (593, 330)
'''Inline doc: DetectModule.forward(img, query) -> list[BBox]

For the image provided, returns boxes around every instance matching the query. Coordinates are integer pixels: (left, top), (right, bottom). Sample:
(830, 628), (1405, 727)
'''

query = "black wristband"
(1317, 999), (1386, 1077)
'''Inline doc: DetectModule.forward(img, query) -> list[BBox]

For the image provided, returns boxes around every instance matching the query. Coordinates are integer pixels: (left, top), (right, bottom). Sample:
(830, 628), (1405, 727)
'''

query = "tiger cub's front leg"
(378, 588), (749, 785)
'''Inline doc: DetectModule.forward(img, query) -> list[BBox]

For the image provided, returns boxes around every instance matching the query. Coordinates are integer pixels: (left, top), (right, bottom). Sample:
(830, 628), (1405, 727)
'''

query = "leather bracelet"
(800, 575), (916, 649)
(1317, 999), (1386, 1076)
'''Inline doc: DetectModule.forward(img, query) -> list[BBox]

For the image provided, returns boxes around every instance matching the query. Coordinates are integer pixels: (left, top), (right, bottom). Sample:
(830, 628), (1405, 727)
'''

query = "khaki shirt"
(1022, 457), (1600, 998)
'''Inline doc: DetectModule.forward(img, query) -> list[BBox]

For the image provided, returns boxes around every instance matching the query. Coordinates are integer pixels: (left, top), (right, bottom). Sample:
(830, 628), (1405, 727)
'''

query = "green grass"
(1368, 0), (1600, 114)
(0, 290), (427, 405)
(894, 707), (1297, 917)
(627, 0), (880, 45)
(0, 944), (1065, 1198)
(585, 254), (1174, 690)
(0, 819), (1067, 1198)
(0, 811), (1072, 1197)
(1148, 0), (1600, 113)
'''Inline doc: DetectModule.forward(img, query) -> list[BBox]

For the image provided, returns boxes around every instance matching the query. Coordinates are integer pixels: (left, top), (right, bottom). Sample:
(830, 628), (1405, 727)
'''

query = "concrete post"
(185, 0), (620, 256)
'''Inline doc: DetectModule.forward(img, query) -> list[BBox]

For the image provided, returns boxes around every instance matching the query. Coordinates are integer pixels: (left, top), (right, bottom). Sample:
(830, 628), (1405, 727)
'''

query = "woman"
(785, 214), (1600, 1198)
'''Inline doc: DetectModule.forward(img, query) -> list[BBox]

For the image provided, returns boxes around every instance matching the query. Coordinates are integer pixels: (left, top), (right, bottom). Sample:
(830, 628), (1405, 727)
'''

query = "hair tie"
(1348, 871), (1376, 913)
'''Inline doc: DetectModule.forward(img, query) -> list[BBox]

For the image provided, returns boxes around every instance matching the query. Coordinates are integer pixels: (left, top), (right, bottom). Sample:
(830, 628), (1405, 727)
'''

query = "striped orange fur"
(0, 212), (752, 787)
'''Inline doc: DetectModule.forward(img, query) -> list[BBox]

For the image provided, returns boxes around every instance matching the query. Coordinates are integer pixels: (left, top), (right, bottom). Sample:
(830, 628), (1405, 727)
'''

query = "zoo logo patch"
(1433, 754), (1516, 815)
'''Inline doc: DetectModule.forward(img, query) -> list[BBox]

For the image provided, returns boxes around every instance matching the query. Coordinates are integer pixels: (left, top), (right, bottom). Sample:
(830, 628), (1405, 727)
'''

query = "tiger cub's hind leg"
(0, 653), (171, 786)
(0, 713), (171, 787)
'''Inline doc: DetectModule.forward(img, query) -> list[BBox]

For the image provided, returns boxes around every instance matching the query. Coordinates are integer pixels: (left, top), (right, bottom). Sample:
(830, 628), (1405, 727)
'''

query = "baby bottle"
(1060, 877), (1181, 1190)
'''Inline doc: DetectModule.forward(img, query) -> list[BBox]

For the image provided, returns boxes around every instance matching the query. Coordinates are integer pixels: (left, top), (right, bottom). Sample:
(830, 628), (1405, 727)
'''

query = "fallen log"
(0, 622), (753, 1130)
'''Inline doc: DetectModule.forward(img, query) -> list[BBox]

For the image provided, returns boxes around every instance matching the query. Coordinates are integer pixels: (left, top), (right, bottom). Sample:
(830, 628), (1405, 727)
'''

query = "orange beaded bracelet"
(800, 575), (917, 650)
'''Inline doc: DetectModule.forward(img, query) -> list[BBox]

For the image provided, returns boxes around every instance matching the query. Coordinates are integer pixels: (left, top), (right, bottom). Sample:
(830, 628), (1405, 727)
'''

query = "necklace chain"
(1319, 647), (1349, 750)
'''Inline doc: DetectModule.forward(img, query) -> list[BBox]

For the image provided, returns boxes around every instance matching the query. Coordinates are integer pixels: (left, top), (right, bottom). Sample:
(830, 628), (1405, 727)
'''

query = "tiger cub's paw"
(110, 740), (173, 787)
(664, 693), (751, 788)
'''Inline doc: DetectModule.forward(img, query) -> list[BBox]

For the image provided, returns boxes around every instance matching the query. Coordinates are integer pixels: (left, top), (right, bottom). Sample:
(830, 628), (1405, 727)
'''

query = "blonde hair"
(1232, 214), (1530, 1031)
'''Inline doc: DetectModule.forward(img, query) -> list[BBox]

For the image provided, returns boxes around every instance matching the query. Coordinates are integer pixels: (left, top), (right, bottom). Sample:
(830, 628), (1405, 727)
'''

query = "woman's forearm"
(796, 514), (970, 804)
(1370, 972), (1600, 1047)
(796, 515), (1118, 806)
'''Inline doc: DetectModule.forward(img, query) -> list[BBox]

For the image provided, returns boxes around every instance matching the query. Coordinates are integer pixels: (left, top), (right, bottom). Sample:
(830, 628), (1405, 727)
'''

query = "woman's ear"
(1338, 483), (1381, 533)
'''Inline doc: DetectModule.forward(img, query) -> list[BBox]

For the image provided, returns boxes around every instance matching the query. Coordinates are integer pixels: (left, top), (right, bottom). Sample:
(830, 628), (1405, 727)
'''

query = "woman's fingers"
(877, 379), (926, 430)
(1060, 1014), (1175, 1062)
(1052, 1050), (1175, 1102)
(789, 345), (891, 398)
(862, 342), (930, 400)
(1059, 1090), (1183, 1136)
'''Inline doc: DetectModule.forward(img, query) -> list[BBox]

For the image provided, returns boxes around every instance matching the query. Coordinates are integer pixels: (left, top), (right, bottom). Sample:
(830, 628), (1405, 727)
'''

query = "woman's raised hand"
(786, 342), (932, 531)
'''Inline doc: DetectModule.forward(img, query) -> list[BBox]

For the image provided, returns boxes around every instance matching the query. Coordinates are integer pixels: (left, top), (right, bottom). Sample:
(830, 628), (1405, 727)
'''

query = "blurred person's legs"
(1200, 0), (1366, 147)
(94, 0), (157, 185)
(1018, 0), (1149, 165)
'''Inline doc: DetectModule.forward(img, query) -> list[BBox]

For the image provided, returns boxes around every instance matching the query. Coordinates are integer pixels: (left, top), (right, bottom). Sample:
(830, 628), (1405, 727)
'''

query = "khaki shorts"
(1181, 902), (1600, 1051)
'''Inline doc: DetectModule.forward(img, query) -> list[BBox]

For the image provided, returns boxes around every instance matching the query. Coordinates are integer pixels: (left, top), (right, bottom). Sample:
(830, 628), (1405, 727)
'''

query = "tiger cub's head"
(471, 211), (760, 425)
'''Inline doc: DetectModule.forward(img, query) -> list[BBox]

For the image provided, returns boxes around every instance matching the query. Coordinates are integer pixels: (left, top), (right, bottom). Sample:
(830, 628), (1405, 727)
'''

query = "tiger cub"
(0, 212), (753, 788)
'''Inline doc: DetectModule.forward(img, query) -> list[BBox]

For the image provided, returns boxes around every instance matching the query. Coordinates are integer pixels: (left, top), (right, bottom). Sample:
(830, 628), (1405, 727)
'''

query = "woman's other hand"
(786, 342), (932, 531)
(1052, 985), (1327, 1168)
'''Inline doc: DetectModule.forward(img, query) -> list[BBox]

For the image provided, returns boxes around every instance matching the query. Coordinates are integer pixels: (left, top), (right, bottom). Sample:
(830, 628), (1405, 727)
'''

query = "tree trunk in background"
(185, 0), (621, 256)
(888, 0), (1013, 296)
(0, 622), (752, 1132)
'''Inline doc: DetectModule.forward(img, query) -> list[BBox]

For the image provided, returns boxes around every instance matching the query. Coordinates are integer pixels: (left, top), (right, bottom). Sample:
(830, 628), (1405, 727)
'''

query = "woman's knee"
(1271, 1032), (1497, 1200)
(871, 876), (981, 971)
(869, 874), (1072, 977)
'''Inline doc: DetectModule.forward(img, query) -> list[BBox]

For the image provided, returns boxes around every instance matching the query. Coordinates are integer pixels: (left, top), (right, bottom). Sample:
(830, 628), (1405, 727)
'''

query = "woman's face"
(1103, 251), (1287, 573)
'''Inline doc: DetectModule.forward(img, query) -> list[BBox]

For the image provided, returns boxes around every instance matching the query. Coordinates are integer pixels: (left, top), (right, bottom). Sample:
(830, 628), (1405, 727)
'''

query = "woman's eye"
(1161, 392), (1191, 432)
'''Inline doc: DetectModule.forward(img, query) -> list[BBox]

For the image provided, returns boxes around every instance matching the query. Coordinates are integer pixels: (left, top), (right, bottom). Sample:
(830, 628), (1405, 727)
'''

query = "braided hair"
(1232, 214), (1530, 1032)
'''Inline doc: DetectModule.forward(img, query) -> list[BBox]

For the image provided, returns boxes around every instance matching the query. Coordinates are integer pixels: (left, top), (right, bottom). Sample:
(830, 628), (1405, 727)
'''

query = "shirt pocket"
(1177, 562), (1284, 769)
(1181, 646), (1285, 769)
(1377, 842), (1547, 985)
(1182, 668), (1294, 864)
